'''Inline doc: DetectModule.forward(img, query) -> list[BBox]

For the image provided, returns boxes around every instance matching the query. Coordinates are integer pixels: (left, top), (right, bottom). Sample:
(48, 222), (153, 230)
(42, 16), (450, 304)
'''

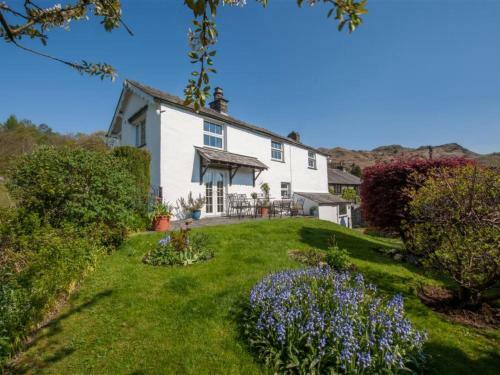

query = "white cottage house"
(107, 80), (351, 226)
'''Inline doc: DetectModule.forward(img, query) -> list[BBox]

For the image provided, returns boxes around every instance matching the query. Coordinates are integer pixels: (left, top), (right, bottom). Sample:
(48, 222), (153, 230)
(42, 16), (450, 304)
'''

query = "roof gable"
(328, 168), (361, 185)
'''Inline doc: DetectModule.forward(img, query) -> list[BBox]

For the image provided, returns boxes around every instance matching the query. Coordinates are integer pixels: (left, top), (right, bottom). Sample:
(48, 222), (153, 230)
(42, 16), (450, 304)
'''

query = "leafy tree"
(0, 0), (368, 111)
(341, 186), (358, 203)
(360, 157), (471, 238)
(405, 165), (499, 306)
(350, 164), (362, 177)
(0, 115), (108, 175)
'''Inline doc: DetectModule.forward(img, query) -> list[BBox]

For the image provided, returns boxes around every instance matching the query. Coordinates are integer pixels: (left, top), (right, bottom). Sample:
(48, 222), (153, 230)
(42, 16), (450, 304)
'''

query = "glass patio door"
(204, 171), (225, 215)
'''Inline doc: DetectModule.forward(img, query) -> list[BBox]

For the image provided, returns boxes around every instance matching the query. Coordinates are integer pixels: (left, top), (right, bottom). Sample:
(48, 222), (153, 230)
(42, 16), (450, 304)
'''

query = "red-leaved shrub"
(360, 157), (472, 237)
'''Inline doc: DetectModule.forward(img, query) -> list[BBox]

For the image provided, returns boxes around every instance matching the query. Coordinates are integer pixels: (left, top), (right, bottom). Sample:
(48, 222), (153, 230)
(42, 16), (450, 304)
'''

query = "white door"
(204, 170), (226, 216)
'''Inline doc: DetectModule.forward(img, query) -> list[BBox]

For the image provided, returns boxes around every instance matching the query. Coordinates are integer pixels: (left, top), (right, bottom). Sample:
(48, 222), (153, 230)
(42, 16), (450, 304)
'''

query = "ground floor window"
(281, 182), (291, 199)
(339, 203), (347, 216)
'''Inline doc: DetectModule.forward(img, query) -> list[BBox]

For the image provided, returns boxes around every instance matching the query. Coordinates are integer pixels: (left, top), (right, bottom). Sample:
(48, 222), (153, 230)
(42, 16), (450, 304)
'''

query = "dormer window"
(204, 121), (223, 149)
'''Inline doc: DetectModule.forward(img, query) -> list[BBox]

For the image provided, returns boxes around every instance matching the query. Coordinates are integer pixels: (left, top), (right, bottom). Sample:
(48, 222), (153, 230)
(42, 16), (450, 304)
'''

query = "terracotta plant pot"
(153, 215), (171, 232)
(260, 207), (269, 217)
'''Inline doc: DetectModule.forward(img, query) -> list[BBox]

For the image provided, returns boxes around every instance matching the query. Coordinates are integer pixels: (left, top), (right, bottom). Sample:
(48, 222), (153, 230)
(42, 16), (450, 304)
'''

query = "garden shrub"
(405, 165), (500, 306)
(360, 157), (471, 239)
(143, 230), (213, 266)
(7, 146), (138, 247)
(112, 146), (151, 221)
(325, 236), (353, 271)
(0, 209), (103, 363)
(244, 267), (426, 374)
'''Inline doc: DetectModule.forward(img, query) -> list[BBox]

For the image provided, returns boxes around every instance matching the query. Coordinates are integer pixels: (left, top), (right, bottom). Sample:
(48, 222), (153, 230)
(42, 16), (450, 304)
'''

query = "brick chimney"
(287, 131), (301, 143)
(209, 87), (229, 114)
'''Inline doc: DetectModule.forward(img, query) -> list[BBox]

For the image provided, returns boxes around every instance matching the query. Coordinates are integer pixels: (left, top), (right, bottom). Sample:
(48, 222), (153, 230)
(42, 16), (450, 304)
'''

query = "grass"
(0, 181), (12, 208)
(10, 218), (499, 374)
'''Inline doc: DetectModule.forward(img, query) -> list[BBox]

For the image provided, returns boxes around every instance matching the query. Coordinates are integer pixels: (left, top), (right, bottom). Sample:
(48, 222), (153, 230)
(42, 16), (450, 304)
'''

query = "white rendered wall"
(160, 103), (329, 219)
(117, 93), (162, 187)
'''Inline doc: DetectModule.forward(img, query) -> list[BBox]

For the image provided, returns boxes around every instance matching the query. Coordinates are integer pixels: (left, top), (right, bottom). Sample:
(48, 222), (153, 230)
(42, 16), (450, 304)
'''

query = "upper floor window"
(308, 151), (317, 169)
(271, 141), (284, 161)
(203, 121), (223, 149)
(135, 120), (146, 147)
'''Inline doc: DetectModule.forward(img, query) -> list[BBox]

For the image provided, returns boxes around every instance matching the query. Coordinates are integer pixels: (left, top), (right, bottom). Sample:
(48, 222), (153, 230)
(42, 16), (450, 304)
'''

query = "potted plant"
(179, 192), (205, 220)
(259, 183), (270, 217)
(149, 201), (173, 231)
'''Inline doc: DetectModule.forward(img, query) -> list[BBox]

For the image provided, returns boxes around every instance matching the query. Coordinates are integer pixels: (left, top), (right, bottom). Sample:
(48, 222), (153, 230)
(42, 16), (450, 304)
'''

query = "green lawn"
(10, 218), (499, 374)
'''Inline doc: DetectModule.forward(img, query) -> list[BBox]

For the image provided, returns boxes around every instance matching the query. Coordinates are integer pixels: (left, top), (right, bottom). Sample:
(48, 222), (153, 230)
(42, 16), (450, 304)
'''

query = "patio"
(169, 214), (311, 230)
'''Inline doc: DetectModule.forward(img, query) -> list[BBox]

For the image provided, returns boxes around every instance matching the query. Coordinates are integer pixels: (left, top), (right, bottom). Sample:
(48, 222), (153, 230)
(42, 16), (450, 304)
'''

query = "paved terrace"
(169, 215), (314, 230)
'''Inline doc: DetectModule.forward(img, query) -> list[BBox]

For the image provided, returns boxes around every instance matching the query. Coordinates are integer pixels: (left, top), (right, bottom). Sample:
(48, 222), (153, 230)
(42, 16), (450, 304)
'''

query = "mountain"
(317, 143), (499, 169)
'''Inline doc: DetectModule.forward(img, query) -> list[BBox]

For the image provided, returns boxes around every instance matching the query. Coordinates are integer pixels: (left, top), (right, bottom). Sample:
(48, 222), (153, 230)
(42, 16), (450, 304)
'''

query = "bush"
(360, 157), (471, 238)
(7, 146), (138, 247)
(112, 146), (151, 219)
(325, 236), (353, 271)
(405, 165), (500, 306)
(244, 267), (426, 374)
(0, 209), (103, 362)
(143, 229), (213, 266)
(341, 187), (359, 203)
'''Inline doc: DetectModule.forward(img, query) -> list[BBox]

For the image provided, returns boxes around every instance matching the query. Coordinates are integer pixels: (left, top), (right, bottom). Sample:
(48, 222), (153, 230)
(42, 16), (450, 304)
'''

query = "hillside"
(318, 143), (500, 169)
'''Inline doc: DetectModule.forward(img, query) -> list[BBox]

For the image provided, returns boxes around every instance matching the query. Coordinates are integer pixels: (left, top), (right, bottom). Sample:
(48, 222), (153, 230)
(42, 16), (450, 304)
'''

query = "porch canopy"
(195, 146), (268, 186)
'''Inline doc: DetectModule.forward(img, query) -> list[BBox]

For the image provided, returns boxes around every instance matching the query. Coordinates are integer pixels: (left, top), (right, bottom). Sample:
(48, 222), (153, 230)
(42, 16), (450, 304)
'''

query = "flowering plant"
(244, 267), (426, 374)
(143, 231), (213, 266)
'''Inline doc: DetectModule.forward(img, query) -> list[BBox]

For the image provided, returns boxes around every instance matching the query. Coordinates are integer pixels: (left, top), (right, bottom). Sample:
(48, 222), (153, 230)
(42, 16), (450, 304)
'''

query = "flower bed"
(143, 230), (213, 266)
(244, 267), (426, 374)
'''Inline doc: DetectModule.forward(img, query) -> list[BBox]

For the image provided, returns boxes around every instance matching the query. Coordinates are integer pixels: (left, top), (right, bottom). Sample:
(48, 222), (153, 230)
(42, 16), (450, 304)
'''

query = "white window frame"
(280, 182), (291, 199)
(271, 140), (284, 161)
(135, 119), (146, 148)
(308, 151), (317, 169)
(203, 121), (224, 149)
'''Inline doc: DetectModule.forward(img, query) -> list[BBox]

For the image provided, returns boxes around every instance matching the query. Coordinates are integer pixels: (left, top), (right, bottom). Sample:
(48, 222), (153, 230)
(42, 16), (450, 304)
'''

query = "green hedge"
(1, 147), (143, 366)
(8, 146), (140, 247)
(112, 146), (151, 218)
(0, 209), (103, 362)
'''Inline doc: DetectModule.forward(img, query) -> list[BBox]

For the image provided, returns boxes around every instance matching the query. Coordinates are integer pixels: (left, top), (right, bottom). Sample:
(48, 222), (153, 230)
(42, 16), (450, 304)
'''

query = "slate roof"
(195, 147), (268, 170)
(294, 192), (348, 205)
(328, 168), (361, 185)
(125, 80), (328, 156)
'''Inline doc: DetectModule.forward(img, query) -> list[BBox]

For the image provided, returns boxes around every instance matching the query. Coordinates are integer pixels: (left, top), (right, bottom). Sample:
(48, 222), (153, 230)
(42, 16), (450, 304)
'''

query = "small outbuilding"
(328, 168), (361, 195)
(294, 192), (352, 228)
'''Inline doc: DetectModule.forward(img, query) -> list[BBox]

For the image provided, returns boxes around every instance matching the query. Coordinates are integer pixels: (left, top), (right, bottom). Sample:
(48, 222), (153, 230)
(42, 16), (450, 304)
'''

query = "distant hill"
(318, 143), (500, 169)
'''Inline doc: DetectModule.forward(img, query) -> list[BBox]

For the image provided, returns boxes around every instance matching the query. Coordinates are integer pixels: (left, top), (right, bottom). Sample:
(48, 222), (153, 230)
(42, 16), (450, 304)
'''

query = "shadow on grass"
(299, 225), (436, 280)
(425, 341), (500, 375)
(8, 289), (113, 374)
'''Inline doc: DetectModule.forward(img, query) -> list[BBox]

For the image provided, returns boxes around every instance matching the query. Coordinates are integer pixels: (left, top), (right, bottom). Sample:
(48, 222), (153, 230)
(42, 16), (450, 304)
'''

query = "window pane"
(204, 134), (210, 146)
(204, 123), (210, 132)
(217, 181), (224, 213)
(216, 137), (222, 148)
(206, 182), (213, 213)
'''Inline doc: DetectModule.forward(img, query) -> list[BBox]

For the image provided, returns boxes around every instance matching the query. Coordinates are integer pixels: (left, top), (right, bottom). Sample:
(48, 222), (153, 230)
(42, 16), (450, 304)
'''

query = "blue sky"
(1, 0), (499, 154)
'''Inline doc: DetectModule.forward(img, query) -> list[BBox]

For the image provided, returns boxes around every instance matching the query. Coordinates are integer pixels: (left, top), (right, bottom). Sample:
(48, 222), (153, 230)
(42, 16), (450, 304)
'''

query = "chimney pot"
(209, 87), (229, 114)
(287, 131), (301, 143)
